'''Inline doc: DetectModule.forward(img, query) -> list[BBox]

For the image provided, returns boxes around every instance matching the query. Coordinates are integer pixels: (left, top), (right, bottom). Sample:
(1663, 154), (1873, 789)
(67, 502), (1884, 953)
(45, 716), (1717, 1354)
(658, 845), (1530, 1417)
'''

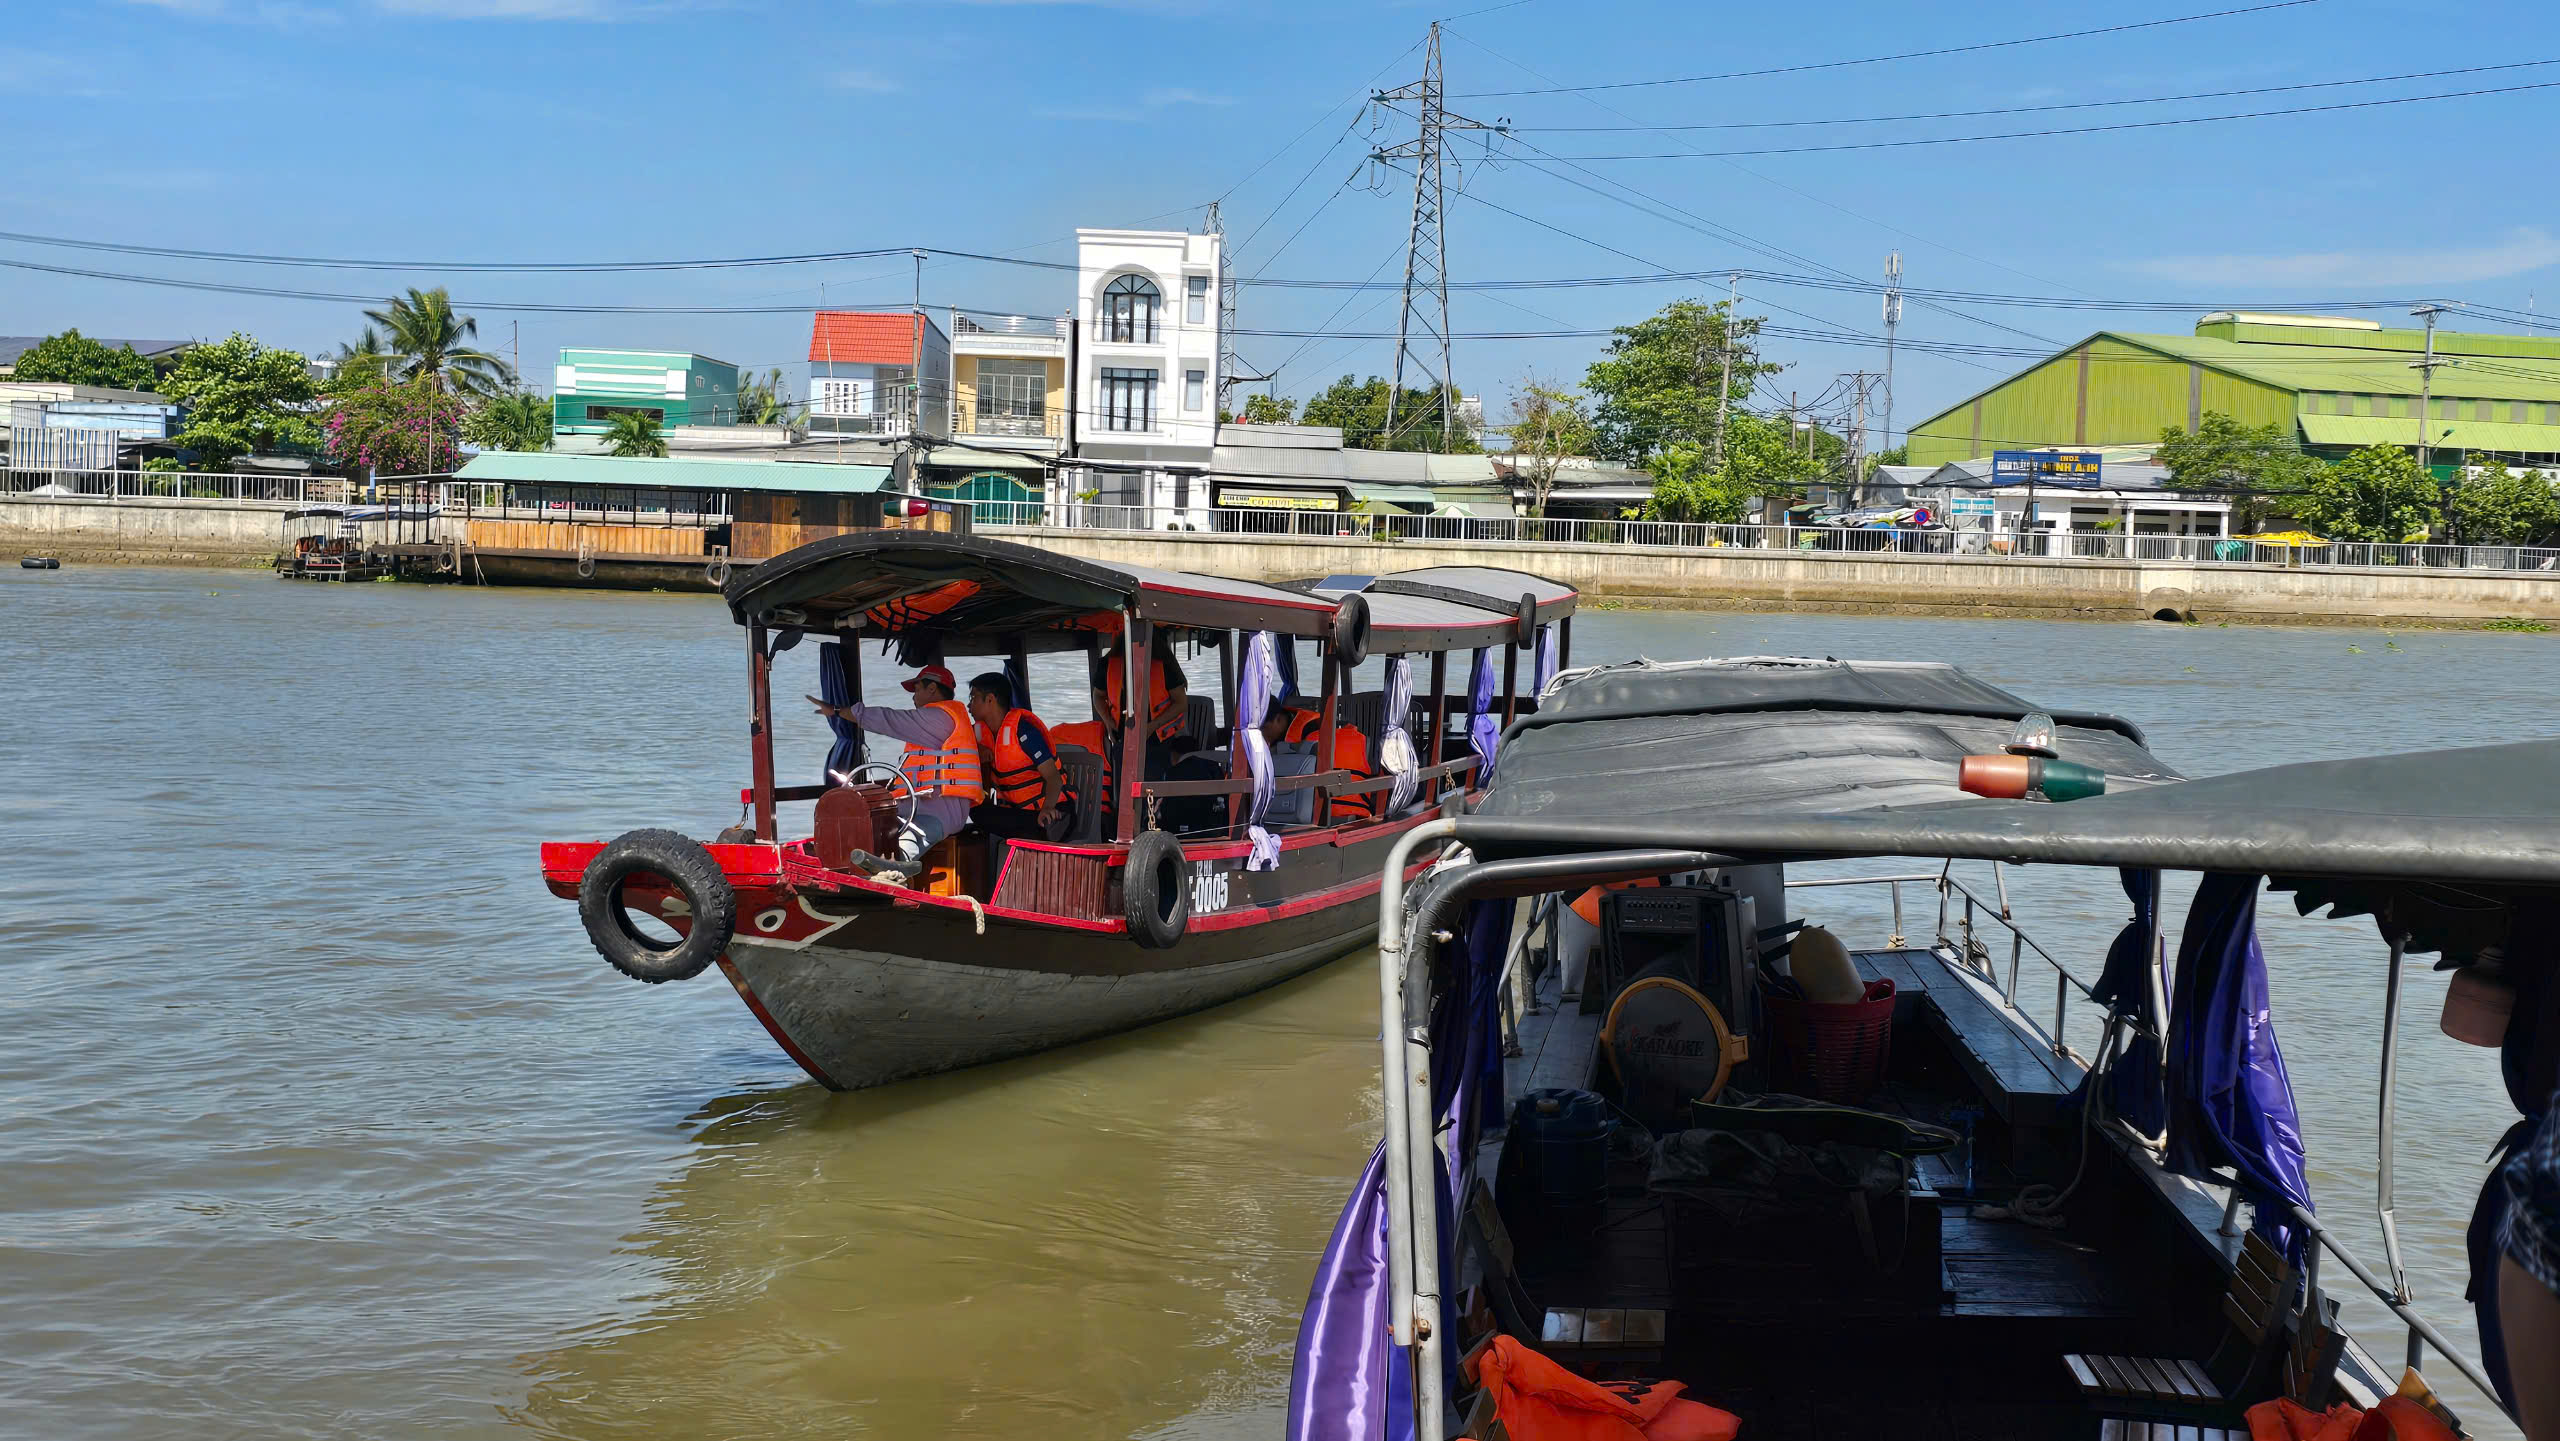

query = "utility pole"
(2410, 303), (2456, 481)
(1206, 200), (1239, 420)
(1881, 252), (1902, 458)
(512, 319), (521, 392)
(1372, 22), (1504, 450)
(1715, 272), (1738, 467)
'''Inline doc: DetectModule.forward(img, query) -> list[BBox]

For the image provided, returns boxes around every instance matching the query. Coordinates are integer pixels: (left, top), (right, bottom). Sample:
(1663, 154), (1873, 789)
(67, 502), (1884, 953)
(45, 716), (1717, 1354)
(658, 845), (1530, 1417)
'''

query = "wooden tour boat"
(542, 530), (1576, 1092)
(1290, 656), (2546, 1441)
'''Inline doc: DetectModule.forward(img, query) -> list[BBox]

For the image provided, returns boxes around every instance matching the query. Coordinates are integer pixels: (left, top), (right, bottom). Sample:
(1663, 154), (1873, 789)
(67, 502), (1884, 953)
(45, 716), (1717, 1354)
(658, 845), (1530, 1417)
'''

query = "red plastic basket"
(1762, 978), (1897, 1103)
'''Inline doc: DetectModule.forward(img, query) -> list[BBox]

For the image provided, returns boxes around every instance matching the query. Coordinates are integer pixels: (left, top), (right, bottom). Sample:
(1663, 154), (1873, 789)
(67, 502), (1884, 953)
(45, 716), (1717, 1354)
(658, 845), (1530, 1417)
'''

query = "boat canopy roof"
(724, 531), (1575, 654)
(1460, 657), (2560, 953)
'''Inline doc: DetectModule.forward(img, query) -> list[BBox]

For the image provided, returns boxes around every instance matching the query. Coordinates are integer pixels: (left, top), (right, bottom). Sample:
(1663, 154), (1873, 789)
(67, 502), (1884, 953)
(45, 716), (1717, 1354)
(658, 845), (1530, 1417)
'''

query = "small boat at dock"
(543, 530), (1577, 1091)
(1292, 656), (2543, 1440)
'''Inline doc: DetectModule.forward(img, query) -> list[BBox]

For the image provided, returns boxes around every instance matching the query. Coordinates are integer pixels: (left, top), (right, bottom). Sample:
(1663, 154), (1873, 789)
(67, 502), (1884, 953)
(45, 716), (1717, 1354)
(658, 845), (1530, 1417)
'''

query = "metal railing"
(954, 409), (1065, 441)
(1794, 865), (2515, 1427)
(951, 312), (1069, 340)
(968, 498), (2560, 575)
(1, 469), (327, 504)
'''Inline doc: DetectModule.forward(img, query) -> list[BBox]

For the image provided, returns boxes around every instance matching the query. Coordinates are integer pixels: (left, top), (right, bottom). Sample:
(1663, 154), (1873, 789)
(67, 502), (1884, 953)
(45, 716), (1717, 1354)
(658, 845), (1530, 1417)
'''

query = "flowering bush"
(324, 376), (469, 475)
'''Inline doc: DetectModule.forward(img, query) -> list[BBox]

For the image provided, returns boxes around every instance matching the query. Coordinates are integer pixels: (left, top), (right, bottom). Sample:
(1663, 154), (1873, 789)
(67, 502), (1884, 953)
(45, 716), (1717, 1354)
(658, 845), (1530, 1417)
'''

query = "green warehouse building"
(552, 349), (741, 436)
(1905, 313), (2560, 473)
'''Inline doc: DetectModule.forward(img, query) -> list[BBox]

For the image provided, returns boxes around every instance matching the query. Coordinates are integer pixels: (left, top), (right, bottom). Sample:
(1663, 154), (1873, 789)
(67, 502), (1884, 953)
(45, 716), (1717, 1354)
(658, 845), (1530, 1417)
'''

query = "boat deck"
(1472, 940), (2227, 1441)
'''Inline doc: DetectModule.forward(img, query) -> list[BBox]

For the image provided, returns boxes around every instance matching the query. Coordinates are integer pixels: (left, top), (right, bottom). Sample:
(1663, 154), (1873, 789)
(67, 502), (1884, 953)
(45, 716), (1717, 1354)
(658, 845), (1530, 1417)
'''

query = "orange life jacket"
(1103, 654), (1186, 741)
(1278, 708), (1375, 822)
(866, 579), (980, 631)
(1569, 876), (1665, 926)
(899, 699), (985, 802)
(976, 708), (1052, 810)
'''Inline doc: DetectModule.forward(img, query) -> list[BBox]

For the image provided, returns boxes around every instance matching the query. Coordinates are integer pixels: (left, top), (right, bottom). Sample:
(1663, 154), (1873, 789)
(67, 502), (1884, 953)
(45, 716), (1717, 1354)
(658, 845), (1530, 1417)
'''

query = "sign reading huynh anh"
(1990, 450), (2103, 488)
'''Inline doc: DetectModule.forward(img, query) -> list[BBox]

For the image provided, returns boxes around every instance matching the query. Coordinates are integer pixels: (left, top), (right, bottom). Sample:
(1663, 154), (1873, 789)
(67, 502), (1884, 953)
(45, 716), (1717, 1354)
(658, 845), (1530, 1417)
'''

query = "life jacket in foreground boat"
(1278, 708), (1376, 822)
(1103, 653), (1186, 741)
(1466, 1334), (1740, 1441)
(900, 699), (986, 802)
(977, 708), (1053, 809)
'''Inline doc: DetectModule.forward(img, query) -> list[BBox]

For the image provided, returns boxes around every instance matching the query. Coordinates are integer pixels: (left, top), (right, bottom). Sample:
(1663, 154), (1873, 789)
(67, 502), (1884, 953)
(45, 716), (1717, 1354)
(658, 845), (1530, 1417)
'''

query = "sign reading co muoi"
(1990, 450), (2104, 488)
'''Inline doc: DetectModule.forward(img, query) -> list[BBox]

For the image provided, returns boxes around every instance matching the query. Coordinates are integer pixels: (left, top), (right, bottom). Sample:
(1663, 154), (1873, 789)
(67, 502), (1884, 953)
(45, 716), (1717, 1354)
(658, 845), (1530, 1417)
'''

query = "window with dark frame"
(1186, 275), (1208, 325)
(1102, 274), (1161, 344)
(1099, 367), (1158, 432)
(584, 404), (666, 423)
(1184, 368), (1205, 412)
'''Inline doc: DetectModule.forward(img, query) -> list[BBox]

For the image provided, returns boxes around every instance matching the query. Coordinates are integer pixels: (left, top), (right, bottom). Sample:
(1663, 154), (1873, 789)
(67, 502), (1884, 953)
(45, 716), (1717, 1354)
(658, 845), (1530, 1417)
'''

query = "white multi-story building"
(1065, 227), (1222, 527)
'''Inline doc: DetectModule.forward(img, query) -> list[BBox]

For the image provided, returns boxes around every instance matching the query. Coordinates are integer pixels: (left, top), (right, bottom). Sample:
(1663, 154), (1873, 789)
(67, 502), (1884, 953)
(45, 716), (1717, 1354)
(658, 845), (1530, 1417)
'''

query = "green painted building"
(552, 349), (741, 435)
(1905, 313), (2560, 470)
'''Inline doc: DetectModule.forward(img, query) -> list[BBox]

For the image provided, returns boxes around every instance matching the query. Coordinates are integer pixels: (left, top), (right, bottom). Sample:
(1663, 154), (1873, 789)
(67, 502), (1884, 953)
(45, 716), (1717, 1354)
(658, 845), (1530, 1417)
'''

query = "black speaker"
(1595, 884), (1762, 1088)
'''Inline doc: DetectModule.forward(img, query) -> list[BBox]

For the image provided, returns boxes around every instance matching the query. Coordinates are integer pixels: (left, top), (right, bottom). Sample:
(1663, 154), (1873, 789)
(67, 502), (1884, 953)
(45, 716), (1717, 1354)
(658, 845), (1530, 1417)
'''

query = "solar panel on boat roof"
(1312, 574), (1376, 592)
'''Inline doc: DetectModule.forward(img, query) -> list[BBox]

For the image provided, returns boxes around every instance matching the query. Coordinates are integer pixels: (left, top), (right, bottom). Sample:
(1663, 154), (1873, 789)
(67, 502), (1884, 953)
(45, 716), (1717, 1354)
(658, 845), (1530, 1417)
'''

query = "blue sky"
(4, 0), (2557, 443)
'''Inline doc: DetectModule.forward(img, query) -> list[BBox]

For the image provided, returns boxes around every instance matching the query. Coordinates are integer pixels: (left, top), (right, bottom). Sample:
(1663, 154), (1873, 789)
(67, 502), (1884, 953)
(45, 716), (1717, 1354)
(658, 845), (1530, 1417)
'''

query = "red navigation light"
(886, 496), (931, 519)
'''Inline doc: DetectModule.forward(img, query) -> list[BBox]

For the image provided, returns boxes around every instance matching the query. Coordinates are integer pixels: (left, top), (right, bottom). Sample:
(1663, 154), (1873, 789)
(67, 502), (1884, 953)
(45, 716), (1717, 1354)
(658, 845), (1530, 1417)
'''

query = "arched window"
(1102, 273), (1160, 344)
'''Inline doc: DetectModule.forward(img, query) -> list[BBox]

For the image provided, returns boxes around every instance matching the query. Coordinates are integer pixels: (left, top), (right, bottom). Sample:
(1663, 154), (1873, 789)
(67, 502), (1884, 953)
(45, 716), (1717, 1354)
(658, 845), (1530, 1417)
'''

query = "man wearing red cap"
(806, 664), (984, 878)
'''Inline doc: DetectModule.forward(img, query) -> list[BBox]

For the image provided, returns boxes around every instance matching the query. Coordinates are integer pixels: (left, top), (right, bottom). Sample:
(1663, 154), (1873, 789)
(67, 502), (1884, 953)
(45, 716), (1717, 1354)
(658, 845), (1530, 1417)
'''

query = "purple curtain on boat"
(1276, 636), (1302, 705)
(1382, 657), (1418, 816)
(1235, 632), (1283, 872)
(2163, 873), (2314, 1261)
(1464, 648), (1500, 774)
(1534, 624), (1557, 694)
(819, 641), (865, 785)
(1287, 898), (1516, 1441)
(2078, 868), (2165, 1138)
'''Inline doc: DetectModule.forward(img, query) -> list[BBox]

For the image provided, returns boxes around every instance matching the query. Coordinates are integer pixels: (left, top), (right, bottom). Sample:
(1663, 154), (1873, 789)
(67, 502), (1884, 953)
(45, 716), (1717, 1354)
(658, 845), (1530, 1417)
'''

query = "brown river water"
(3, 565), (2554, 1440)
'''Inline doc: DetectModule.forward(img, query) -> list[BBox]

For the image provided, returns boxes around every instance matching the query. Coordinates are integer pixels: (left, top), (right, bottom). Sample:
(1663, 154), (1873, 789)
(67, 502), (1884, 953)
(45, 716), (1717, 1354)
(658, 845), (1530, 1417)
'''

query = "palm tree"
(602, 410), (667, 458)
(362, 287), (512, 397)
(735, 367), (786, 425)
(464, 391), (554, 453)
(328, 326), (389, 388)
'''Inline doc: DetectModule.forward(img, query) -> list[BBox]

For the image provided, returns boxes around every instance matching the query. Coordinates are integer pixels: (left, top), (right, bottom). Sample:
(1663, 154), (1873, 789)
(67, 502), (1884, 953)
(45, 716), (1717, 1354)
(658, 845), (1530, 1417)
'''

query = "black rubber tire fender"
(1122, 829), (1192, 950)
(578, 828), (737, 983)
(1329, 593), (1372, 668)
(1515, 592), (1539, 650)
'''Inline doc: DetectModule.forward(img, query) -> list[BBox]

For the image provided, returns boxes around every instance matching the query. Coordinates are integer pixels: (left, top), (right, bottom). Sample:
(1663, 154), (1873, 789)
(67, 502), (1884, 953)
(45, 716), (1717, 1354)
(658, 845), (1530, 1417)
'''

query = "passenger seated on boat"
(1093, 636), (1192, 749)
(964, 671), (1071, 842)
(807, 664), (984, 877)
(1268, 705), (1375, 823)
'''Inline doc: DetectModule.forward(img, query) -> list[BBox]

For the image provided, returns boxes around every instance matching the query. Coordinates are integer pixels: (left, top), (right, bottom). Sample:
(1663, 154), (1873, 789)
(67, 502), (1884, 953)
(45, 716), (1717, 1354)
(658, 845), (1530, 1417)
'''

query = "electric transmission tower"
(1370, 22), (1505, 449)
(1206, 200), (1240, 418)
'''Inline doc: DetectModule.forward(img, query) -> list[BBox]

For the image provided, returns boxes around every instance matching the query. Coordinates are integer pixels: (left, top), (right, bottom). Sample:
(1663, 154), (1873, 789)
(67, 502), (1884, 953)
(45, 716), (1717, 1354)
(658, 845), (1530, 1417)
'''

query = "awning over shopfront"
(925, 447), (1048, 472)
(1348, 482), (1435, 508)
(2299, 413), (2560, 455)
(1217, 484), (1342, 511)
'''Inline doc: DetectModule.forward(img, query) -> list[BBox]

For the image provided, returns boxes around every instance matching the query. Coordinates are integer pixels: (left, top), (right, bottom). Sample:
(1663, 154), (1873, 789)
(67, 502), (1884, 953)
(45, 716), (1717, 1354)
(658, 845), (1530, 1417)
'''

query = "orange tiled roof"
(809, 311), (921, 365)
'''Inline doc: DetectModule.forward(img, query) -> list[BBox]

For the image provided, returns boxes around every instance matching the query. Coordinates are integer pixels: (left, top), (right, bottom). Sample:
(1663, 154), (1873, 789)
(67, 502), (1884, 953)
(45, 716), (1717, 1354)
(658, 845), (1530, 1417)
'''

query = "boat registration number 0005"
(1191, 861), (1232, 915)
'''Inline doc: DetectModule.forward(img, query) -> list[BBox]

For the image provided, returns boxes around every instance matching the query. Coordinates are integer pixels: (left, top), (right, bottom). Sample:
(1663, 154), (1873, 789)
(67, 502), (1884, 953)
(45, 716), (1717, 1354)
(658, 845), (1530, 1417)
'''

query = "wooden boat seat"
(1852, 949), (2078, 1127)
(2065, 1230), (2301, 1416)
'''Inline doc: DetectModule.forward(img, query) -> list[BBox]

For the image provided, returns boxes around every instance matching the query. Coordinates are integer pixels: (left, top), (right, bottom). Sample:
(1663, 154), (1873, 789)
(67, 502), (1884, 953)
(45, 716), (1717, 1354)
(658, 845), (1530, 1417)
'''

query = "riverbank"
(13, 498), (2560, 627)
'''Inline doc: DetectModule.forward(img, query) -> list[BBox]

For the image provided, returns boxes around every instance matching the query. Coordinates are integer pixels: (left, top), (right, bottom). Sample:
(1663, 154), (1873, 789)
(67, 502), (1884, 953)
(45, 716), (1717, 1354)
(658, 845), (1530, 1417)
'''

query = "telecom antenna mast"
(1206, 200), (1240, 418)
(1371, 22), (1504, 448)
(1881, 251), (1903, 457)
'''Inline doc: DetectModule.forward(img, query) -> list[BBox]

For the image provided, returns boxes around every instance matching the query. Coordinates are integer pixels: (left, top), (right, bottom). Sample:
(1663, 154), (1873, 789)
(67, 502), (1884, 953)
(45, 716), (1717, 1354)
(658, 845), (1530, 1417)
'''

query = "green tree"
(602, 410), (668, 458)
(734, 367), (786, 425)
(1298, 375), (1481, 452)
(1239, 392), (1295, 425)
(1643, 412), (1826, 523)
(2294, 444), (2435, 543)
(362, 287), (511, 396)
(2154, 411), (2318, 532)
(2449, 458), (2560, 545)
(323, 375), (469, 475)
(464, 390), (554, 453)
(1582, 299), (1784, 465)
(325, 327), (390, 390)
(11, 329), (161, 390)
(157, 333), (320, 471)
(1499, 376), (1598, 518)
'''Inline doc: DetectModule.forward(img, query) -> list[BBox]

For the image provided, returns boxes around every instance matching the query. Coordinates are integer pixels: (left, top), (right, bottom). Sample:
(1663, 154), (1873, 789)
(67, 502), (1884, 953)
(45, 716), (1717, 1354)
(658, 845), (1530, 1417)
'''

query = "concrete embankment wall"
(11, 499), (2560, 624)
(996, 527), (2560, 627)
(2, 497), (286, 568)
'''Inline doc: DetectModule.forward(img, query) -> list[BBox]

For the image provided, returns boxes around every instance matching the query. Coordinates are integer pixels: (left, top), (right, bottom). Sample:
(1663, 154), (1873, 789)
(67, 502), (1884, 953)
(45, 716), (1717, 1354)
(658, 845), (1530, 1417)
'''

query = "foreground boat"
(1290, 657), (2537, 1440)
(542, 530), (1575, 1091)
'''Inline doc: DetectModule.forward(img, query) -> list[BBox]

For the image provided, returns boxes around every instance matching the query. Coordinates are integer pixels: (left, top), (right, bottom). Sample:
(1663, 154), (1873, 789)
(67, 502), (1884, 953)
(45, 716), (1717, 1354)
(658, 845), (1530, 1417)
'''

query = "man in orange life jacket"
(1092, 635), (1190, 750)
(1265, 703), (1376, 824)
(807, 664), (983, 877)
(964, 671), (1070, 841)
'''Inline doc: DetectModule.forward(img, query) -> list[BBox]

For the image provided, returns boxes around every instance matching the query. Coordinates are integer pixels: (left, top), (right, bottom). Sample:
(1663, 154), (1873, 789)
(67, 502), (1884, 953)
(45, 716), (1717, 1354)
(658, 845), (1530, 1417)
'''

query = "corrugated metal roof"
(2121, 331), (2560, 402)
(2300, 413), (2560, 454)
(456, 452), (893, 493)
(1349, 483), (1435, 506)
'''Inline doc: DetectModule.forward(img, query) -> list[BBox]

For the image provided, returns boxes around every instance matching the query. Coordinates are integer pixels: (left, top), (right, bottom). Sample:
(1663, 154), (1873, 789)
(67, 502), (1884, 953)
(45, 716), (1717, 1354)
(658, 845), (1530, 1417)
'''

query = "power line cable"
(1454, 0), (2323, 97)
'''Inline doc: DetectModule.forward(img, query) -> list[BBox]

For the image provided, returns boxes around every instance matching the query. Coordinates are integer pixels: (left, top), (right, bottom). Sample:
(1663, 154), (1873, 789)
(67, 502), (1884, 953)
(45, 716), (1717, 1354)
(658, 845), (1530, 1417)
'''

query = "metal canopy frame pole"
(1425, 649), (1447, 802)
(749, 623), (778, 841)
(1501, 641), (1519, 727)
(1118, 618), (1150, 842)
(2377, 929), (2421, 1371)
(1319, 651), (1341, 823)
(1222, 630), (1242, 836)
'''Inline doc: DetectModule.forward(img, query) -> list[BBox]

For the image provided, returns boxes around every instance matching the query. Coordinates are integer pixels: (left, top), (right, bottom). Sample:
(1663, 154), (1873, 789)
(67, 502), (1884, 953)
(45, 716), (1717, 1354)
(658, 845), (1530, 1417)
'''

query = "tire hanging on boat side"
(1514, 592), (1539, 649)
(1122, 829), (1191, 949)
(578, 828), (737, 983)
(1329, 594), (1371, 668)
